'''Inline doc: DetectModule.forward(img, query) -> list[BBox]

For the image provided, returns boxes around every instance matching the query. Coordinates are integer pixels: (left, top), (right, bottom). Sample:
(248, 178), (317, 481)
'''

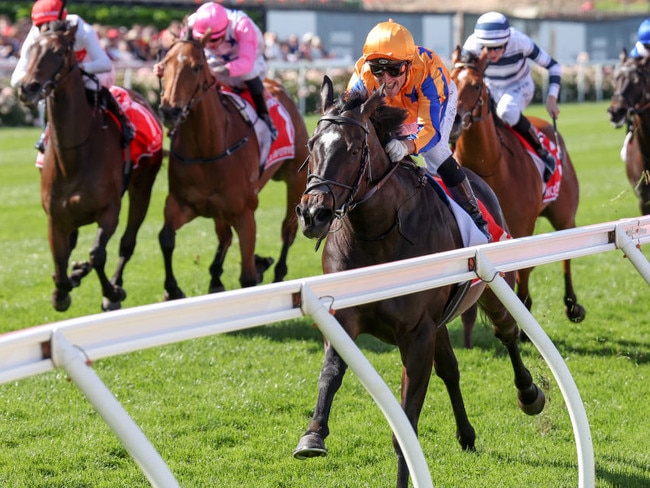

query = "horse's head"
(158, 28), (216, 130)
(607, 48), (650, 128)
(19, 21), (77, 107)
(449, 46), (490, 143)
(295, 75), (405, 241)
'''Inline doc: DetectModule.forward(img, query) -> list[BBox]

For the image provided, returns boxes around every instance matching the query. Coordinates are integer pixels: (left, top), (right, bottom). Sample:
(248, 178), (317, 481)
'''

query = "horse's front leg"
(90, 222), (125, 311)
(234, 211), (261, 288)
(479, 278), (546, 416)
(208, 220), (232, 293)
(293, 341), (348, 460)
(159, 195), (193, 301)
(48, 222), (75, 312)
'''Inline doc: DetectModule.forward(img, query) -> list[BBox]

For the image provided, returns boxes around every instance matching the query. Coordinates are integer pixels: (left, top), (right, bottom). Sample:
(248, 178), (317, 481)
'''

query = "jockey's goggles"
(367, 59), (408, 78)
(486, 44), (506, 52)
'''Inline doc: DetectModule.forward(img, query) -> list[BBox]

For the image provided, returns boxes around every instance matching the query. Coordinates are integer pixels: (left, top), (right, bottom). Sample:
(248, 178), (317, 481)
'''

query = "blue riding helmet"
(638, 18), (650, 45)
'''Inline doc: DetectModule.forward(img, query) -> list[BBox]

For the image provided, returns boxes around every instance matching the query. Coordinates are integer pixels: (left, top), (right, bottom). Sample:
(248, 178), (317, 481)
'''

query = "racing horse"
(18, 21), (162, 312)
(293, 76), (546, 488)
(450, 47), (584, 348)
(157, 29), (308, 299)
(607, 48), (650, 215)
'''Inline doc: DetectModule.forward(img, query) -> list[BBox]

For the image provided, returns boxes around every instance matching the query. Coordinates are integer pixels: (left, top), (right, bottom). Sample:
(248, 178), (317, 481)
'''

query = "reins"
(306, 114), (402, 217)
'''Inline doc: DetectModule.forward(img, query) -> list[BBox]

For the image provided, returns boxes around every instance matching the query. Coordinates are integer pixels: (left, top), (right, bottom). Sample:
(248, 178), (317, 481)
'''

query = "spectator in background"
(263, 31), (282, 60)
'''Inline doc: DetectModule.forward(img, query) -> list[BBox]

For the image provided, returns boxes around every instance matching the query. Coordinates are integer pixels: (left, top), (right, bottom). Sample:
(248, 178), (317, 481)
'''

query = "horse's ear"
(200, 28), (212, 48)
(65, 22), (78, 42)
(320, 75), (334, 114)
(451, 45), (461, 65)
(360, 85), (383, 118)
(478, 48), (488, 72)
(620, 47), (628, 64)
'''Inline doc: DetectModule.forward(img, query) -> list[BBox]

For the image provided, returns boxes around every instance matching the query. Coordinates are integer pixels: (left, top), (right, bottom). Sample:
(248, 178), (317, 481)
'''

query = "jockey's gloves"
(386, 139), (409, 162)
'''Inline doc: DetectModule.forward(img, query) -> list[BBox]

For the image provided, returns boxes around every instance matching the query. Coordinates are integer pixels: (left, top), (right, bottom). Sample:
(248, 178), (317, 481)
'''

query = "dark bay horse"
(293, 76), (546, 488)
(450, 47), (584, 348)
(607, 48), (650, 215)
(157, 30), (308, 299)
(18, 21), (162, 312)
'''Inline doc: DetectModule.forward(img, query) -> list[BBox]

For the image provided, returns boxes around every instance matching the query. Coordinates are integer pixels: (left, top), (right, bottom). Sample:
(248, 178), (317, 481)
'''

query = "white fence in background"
(2, 217), (650, 487)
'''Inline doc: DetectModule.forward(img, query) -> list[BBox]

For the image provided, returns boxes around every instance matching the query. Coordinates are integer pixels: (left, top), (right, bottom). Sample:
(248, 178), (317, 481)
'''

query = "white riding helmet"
(474, 11), (511, 47)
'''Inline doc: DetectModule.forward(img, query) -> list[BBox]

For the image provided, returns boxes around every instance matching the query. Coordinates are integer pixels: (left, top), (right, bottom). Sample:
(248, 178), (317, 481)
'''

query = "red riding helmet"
(31, 0), (68, 26)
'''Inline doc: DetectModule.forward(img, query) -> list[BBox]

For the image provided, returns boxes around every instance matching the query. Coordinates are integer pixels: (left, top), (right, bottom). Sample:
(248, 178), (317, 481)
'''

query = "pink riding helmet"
(190, 2), (228, 40)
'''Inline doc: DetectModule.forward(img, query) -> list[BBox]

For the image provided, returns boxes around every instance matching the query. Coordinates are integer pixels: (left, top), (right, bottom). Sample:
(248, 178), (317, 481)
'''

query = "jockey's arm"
(75, 18), (112, 75)
(225, 16), (258, 78)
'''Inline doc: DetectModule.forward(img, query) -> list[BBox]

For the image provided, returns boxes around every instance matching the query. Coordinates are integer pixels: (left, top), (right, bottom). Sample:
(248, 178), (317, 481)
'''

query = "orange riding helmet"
(362, 20), (416, 62)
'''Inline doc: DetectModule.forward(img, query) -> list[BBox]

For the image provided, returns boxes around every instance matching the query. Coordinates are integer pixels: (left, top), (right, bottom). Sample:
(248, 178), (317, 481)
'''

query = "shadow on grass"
(229, 318), (396, 354)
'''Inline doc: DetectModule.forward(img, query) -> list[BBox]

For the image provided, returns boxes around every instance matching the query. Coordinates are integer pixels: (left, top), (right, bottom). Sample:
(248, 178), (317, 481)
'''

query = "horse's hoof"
(163, 289), (186, 301)
(70, 261), (92, 287)
(293, 432), (327, 460)
(53, 293), (71, 312)
(102, 297), (122, 312)
(255, 254), (275, 283)
(518, 385), (546, 416)
(208, 284), (226, 293)
(566, 302), (586, 323)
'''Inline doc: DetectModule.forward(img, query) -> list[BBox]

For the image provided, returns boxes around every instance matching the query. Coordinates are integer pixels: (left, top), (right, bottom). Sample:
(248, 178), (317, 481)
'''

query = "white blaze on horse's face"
(176, 53), (189, 64)
(319, 130), (341, 148)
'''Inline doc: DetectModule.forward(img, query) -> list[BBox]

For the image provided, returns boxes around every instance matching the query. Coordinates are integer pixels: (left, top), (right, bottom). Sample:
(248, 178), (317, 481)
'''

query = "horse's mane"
(335, 89), (408, 146)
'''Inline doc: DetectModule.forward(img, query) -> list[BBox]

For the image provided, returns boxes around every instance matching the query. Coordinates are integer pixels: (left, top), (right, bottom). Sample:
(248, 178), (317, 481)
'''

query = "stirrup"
(260, 113), (278, 142)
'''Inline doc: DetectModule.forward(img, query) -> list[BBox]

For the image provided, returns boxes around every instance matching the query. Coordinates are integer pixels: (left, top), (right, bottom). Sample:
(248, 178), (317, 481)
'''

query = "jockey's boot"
(100, 87), (135, 148)
(513, 115), (556, 182)
(439, 155), (491, 241)
(245, 77), (278, 141)
(34, 126), (47, 153)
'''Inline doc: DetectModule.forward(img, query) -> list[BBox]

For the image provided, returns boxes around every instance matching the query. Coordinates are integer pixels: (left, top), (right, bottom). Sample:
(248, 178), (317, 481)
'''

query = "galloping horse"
(157, 30), (308, 299)
(607, 48), (650, 215)
(450, 47), (584, 348)
(293, 76), (546, 488)
(18, 21), (162, 312)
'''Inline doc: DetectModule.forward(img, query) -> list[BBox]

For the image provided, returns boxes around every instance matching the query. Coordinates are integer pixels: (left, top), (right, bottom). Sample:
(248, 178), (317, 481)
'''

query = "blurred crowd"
(0, 14), (335, 64)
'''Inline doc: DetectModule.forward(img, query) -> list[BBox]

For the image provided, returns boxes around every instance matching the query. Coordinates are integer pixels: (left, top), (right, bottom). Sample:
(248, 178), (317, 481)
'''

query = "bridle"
(32, 28), (77, 99)
(304, 114), (401, 221)
(452, 62), (489, 129)
(612, 62), (650, 118)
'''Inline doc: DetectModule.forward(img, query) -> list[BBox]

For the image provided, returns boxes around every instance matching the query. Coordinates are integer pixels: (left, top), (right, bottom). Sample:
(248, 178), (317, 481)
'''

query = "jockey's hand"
(546, 95), (560, 119)
(153, 62), (164, 78)
(386, 139), (409, 162)
(210, 64), (230, 78)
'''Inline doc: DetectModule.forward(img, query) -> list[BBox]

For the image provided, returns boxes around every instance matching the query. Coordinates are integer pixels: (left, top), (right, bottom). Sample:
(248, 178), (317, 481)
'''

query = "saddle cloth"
(221, 87), (296, 173)
(509, 126), (562, 204)
(431, 175), (511, 246)
(36, 86), (162, 169)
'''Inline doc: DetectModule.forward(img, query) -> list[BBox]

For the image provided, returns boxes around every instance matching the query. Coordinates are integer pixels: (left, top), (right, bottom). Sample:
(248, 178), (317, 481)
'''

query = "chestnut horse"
(450, 47), (584, 348)
(607, 48), (650, 215)
(157, 31), (308, 299)
(293, 76), (545, 488)
(18, 21), (162, 312)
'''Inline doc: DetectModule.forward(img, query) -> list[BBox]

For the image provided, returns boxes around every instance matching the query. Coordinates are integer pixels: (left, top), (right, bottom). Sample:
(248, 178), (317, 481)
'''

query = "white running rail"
(2, 217), (650, 487)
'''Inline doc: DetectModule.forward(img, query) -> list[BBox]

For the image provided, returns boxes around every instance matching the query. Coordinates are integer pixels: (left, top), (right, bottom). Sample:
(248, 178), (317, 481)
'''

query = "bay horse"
(607, 48), (650, 215)
(157, 30), (308, 299)
(293, 76), (546, 488)
(450, 47), (584, 348)
(18, 21), (162, 312)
